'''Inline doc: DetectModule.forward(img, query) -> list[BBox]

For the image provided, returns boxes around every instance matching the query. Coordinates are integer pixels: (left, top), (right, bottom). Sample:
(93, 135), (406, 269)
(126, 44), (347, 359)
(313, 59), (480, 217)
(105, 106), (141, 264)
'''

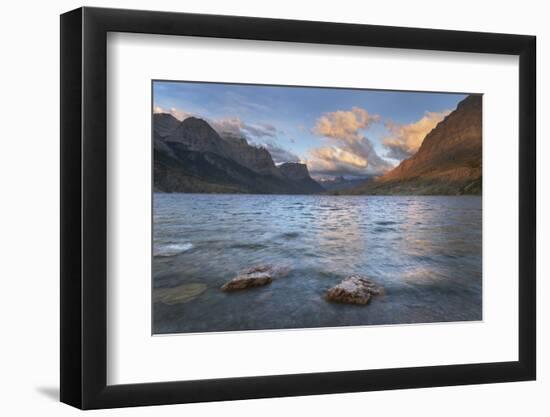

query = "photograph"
(50, 2), (541, 412)
(152, 81), (483, 334)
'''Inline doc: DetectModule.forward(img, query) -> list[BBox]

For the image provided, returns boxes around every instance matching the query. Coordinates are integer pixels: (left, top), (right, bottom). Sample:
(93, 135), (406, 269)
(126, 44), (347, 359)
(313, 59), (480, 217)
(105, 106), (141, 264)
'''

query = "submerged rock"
(221, 272), (272, 291)
(154, 283), (207, 305)
(221, 264), (290, 292)
(325, 275), (383, 305)
(243, 264), (291, 279)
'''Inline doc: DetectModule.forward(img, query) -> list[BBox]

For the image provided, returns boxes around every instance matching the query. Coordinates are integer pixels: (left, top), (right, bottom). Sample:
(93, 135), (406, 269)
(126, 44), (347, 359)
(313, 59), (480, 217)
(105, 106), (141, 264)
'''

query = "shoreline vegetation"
(154, 94), (482, 196)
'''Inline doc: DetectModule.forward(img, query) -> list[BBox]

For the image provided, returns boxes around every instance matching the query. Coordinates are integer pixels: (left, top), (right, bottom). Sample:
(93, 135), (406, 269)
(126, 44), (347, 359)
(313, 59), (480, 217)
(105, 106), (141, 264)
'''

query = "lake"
(153, 193), (482, 334)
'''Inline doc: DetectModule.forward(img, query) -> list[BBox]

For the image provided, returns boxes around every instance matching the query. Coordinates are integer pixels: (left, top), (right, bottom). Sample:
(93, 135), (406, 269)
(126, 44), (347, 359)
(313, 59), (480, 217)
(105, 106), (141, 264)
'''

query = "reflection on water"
(153, 194), (482, 334)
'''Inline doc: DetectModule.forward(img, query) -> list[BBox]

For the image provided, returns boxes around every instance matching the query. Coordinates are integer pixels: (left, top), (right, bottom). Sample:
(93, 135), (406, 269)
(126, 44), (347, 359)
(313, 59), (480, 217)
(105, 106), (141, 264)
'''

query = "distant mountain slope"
(153, 114), (323, 194)
(318, 176), (374, 193)
(164, 117), (282, 177)
(278, 162), (325, 193)
(345, 94), (482, 195)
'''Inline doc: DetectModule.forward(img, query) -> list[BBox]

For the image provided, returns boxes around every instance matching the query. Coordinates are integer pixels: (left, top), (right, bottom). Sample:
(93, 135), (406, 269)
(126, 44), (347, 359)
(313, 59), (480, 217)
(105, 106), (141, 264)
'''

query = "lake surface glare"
(153, 194), (482, 334)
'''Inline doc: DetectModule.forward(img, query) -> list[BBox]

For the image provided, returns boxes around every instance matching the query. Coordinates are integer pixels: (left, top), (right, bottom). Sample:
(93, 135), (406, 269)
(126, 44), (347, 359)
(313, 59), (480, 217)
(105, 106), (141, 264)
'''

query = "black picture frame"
(60, 6), (536, 410)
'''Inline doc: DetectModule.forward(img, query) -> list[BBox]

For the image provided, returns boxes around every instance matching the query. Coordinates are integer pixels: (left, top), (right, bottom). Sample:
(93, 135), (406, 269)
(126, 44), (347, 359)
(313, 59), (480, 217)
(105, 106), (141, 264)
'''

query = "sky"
(153, 80), (466, 179)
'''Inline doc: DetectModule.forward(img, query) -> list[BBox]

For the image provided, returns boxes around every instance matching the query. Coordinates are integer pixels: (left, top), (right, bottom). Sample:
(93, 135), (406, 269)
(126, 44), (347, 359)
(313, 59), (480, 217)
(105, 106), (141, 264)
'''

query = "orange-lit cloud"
(383, 110), (450, 160)
(306, 146), (371, 176)
(308, 107), (390, 176)
(310, 147), (368, 169)
(312, 107), (380, 143)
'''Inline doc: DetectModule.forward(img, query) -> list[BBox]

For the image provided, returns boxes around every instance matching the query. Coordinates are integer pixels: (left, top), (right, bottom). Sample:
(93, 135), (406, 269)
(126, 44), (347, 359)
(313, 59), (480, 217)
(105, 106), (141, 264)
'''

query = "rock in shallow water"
(221, 272), (272, 291)
(154, 283), (207, 305)
(221, 264), (290, 291)
(325, 275), (383, 305)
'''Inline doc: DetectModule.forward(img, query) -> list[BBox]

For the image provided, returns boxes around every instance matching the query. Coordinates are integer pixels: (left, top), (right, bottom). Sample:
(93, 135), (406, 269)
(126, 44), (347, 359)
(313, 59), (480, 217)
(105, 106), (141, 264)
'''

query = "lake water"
(153, 194), (482, 334)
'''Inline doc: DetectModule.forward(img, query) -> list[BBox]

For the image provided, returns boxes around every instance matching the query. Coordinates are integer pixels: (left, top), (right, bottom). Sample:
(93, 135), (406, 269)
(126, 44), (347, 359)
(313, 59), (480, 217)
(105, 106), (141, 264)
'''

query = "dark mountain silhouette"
(153, 114), (323, 194)
(278, 162), (325, 193)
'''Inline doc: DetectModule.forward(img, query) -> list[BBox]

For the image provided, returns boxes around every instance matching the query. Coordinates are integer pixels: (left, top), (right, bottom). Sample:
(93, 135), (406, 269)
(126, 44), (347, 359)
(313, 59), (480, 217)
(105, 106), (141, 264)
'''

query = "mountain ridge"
(153, 114), (323, 194)
(337, 94), (482, 195)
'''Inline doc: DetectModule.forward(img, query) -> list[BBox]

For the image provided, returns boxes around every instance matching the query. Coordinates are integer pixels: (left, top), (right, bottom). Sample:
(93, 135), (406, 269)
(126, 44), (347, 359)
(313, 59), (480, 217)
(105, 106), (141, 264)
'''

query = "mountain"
(154, 113), (181, 139)
(344, 94), (482, 195)
(163, 117), (283, 177)
(164, 116), (227, 154)
(318, 176), (374, 193)
(278, 162), (325, 193)
(219, 133), (282, 178)
(153, 114), (323, 194)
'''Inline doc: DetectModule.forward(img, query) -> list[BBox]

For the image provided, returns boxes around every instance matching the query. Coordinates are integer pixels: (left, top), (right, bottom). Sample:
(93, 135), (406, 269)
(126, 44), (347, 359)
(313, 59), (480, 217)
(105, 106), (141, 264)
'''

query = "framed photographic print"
(60, 6), (536, 409)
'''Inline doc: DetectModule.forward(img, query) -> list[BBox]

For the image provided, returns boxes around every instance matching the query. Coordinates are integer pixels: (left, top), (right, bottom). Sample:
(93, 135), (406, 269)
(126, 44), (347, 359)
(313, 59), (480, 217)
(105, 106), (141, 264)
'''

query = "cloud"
(209, 117), (244, 136)
(312, 107), (381, 142)
(223, 91), (271, 113)
(383, 110), (451, 160)
(212, 117), (297, 163)
(153, 105), (297, 163)
(306, 143), (392, 177)
(258, 123), (278, 135)
(307, 147), (367, 176)
(308, 107), (390, 176)
(153, 105), (193, 121)
(245, 122), (279, 138)
(259, 142), (300, 164)
(154, 105), (280, 140)
(211, 117), (279, 139)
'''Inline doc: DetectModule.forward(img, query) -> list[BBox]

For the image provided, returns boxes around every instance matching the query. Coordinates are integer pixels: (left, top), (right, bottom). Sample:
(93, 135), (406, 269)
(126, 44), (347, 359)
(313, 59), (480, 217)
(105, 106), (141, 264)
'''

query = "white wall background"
(0, 0), (546, 415)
